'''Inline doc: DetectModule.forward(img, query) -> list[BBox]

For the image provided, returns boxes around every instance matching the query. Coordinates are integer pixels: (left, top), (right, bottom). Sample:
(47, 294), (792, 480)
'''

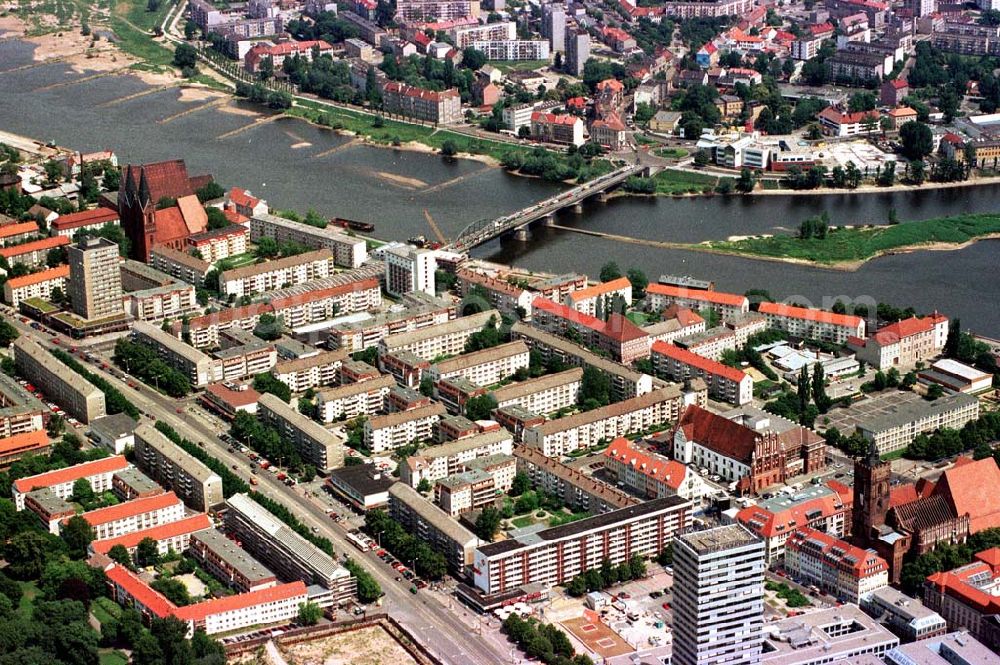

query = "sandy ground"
(0, 13), (26, 36)
(376, 171), (427, 189)
(751, 173), (1000, 196)
(177, 87), (222, 102)
(278, 626), (419, 665)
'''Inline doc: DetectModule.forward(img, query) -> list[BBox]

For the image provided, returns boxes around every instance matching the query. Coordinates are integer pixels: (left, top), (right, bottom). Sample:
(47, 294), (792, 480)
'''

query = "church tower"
(853, 440), (891, 544)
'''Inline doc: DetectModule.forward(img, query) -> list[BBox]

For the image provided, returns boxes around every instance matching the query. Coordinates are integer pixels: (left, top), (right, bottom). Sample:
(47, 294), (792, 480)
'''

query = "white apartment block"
(328, 298), (455, 353)
(724, 312), (769, 347)
(213, 341), (278, 383)
(736, 486), (850, 563)
(672, 525), (765, 665)
(364, 403), (447, 453)
(219, 249), (337, 299)
(272, 349), (348, 393)
(401, 429), (514, 488)
(565, 277), (633, 318)
(646, 284), (749, 321)
(757, 302), (866, 345)
(133, 423), (225, 512)
(651, 341), (753, 405)
(450, 21), (515, 47)
(456, 269), (535, 320)
(13, 455), (129, 510)
(848, 314), (949, 370)
(675, 326), (737, 361)
(186, 225), (249, 263)
(124, 282), (197, 323)
(317, 374), (394, 422)
(175, 582), (307, 636)
(471, 39), (550, 60)
(857, 392), (980, 455)
(784, 528), (889, 604)
(89, 513), (213, 558)
(522, 385), (695, 457)
(603, 439), (712, 503)
(74, 491), (186, 540)
(435, 468), (498, 516)
(132, 321), (220, 387)
(427, 341), (530, 386)
(257, 393), (345, 470)
(13, 336), (106, 423)
(489, 367), (582, 415)
(473, 497), (691, 595)
(385, 246), (436, 298)
(377, 309), (500, 364)
(2, 264), (69, 308)
(249, 213), (367, 268)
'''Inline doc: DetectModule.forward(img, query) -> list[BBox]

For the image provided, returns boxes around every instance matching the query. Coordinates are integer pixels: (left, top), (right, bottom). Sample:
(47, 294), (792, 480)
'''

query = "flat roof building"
(249, 213), (367, 268)
(257, 393), (345, 471)
(388, 482), (480, 571)
(189, 528), (278, 593)
(326, 463), (396, 511)
(133, 423), (224, 512)
(13, 336), (106, 423)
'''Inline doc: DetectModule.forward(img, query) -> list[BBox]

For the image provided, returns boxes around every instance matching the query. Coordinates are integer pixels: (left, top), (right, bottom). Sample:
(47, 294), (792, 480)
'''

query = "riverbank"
(751, 174), (1000, 196)
(700, 213), (1000, 270)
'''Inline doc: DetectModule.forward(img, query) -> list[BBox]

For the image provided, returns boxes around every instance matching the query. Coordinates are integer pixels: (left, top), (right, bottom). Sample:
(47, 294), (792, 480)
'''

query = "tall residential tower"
(67, 237), (123, 320)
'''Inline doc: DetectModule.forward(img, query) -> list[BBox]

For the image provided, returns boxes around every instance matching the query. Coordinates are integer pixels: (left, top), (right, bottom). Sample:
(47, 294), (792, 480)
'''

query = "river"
(3, 38), (999, 333)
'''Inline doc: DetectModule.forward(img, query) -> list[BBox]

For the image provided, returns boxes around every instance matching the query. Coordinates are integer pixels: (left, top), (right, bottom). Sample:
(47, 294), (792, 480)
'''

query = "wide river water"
(2, 38), (999, 333)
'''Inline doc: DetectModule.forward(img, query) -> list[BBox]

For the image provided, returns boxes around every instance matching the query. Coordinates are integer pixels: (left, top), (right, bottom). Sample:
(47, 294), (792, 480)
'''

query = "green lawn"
(705, 213), (1000, 265)
(215, 252), (257, 270)
(633, 134), (658, 146)
(881, 449), (907, 461)
(654, 169), (723, 195)
(655, 148), (689, 160)
(17, 581), (39, 618)
(91, 597), (122, 626)
(511, 516), (534, 528)
(548, 511), (589, 527)
(626, 311), (650, 326)
(486, 60), (550, 73)
(99, 650), (129, 665)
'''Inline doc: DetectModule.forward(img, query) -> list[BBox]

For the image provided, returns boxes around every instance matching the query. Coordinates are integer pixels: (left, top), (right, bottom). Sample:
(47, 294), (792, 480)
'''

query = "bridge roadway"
(449, 163), (648, 252)
(6, 318), (512, 665)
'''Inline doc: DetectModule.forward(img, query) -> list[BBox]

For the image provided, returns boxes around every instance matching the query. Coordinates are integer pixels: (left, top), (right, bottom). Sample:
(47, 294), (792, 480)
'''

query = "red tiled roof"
(569, 277), (632, 302)
(203, 382), (262, 408)
(872, 315), (944, 345)
(604, 438), (691, 491)
(597, 78), (625, 93)
(890, 79), (909, 89)
(383, 81), (459, 101)
(264, 40), (332, 56)
(817, 107), (880, 127)
(758, 302), (864, 329)
(5, 264), (69, 289)
(933, 457), (1000, 533)
(152, 207), (191, 246)
(0, 430), (50, 456)
(0, 235), (69, 258)
(889, 477), (936, 508)
(531, 112), (581, 126)
(592, 113), (627, 132)
(176, 194), (208, 235)
(0, 221), (41, 240)
(662, 304), (704, 328)
(786, 527), (887, 577)
(602, 27), (632, 42)
(174, 581), (307, 621)
(125, 160), (195, 204)
(646, 283), (747, 308)
(737, 491), (846, 538)
(75, 491), (180, 527)
(532, 297), (648, 344)
(228, 187), (259, 209)
(888, 107), (917, 117)
(651, 340), (747, 383)
(50, 207), (119, 231)
(676, 404), (759, 464)
(106, 564), (176, 618)
(222, 209), (249, 225)
(14, 455), (129, 494)
(270, 278), (380, 311)
(91, 514), (213, 554)
(809, 22), (834, 36)
(699, 42), (717, 54)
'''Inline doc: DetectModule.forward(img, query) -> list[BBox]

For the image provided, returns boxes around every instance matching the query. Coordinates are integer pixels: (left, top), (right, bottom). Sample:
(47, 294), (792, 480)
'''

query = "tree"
(62, 515), (95, 559)
(510, 472), (531, 496)
(848, 91), (877, 112)
(107, 544), (132, 568)
(131, 632), (164, 665)
(474, 506), (502, 541)
(173, 43), (198, 70)
(46, 414), (65, 436)
(735, 167), (757, 193)
(465, 394), (498, 421)
(599, 261), (622, 282)
(4, 530), (64, 579)
(0, 319), (18, 346)
(71, 477), (94, 504)
(297, 601), (323, 626)
(135, 537), (160, 568)
(252, 373), (292, 403)
(416, 478), (432, 493)
(625, 268), (648, 299)
(151, 577), (191, 606)
(460, 47), (487, 70)
(926, 383), (944, 400)
(441, 139), (458, 157)
(44, 160), (63, 184)
(909, 159), (926, 185)
(900, 121), (933, 160)
(811, 363), (830, 413)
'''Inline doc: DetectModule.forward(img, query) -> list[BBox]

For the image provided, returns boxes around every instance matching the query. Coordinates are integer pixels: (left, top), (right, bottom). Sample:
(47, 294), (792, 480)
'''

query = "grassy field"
(17, 581), (39, 618)
(99, 650), (129, 665)
(486, 59), (550, 73)
(705, 213), (1000, 265)
(107, 0), (176, 67)
(655, 147), (689, 160)
(511, 516), (534, 528)
(91, 597), (122, 627)
(654, 169), (724, 195)
(626, 311), (651, 326)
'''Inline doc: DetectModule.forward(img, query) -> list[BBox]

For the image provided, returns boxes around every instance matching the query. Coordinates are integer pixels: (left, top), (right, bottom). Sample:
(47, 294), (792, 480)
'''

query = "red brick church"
(117, 160), (214, 261)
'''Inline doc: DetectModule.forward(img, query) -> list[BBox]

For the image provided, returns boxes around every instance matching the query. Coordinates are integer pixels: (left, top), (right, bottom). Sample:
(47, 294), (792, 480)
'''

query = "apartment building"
(603, 438), (711, 503)
(514, 444), (637, 513)
(149, 245), (211, 286)
(650, 341), (753, 405)
(2, 264), (69, 307)
(758, 301), (866, 344)
(225, 493), (356, 598)
(0, 221), (42, 246)
(189, 528), (278, 593)
(364, 403), (447, 453)
(112, 467), (163, 501)
(646, 283), (749, 321)
(67, 237), (124, 320)
(13, 454), (128, 510)
(74, 491), (185, 540)
(473, 497), (691, 595)
(328, 295), (456, 352)
(89, 513), (213, 558)
(219, 249), (337, 299)
(123, 278), (197, 323)
(382, 82), (463, 125)
(211, 339), (277, 383)
(185, 224), (249, 263)
(24, 487), (75, 532)
(511, 322), (654, 401)
(428, 341), (530, 386)
(857, 392), (980, 455)
(923, 548), (1000, 645)
(385, 245), (436, 297)
(660, 0), (755, 17)
(0, 372), (45, 440)
(724, 311), (769, 347)
(489, 368), (582, 415)
(13, 336), (106, 423)
(0, 430), (50, 469)
(932, 21), (1000, 55)
(388, 482), (480, 570)
(565, 277), (633, 317)
(674, 326), (737, 361)
(377, 309), (499, 364)
(340, 359), (380, 383)
(450, 20), (514, 47)
(456, 268), (535, 320)
(530, 112), (585, 147)
(531, 297), (650, 364)
(465, 453), (516, 493)
(248, 213), (367, 268)
(394, 0), (471, 23)
(848, 314), (949, 370)
(317, 374), (394, 422)
(0, 235), (69, 269)
(861, 586), (947, 643)
(132, 321), (219, 388)
(434, 468), (498, 516)
(133, 423), (225, 512)
(523, 385), (696, 457)
(244, 39), (333, 74)
(472, 39), (550, 60)
(401, 429), (514, 488)
(735, 485), (851, 562)
(272, 349), (348, 392)
(565, 29), (590, 77)
(49, 206), (119, 237)
(257, 393), (345, 471)
(672, 525), (765, 665)
(785, 528), (889, 604)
